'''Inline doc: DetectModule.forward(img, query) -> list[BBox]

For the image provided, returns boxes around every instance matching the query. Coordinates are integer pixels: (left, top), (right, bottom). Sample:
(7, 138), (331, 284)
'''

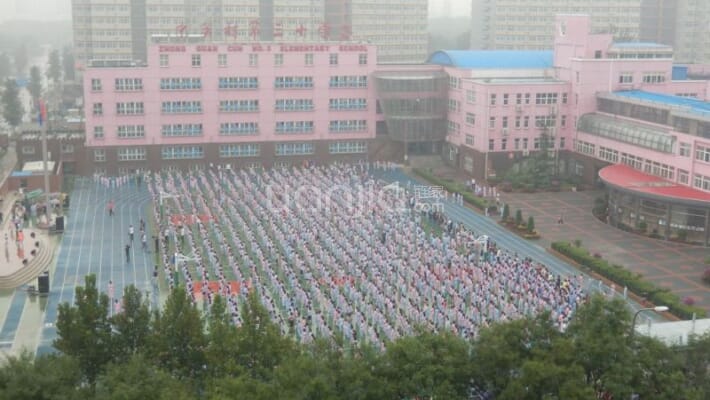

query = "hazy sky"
(0, 0), (470, 22)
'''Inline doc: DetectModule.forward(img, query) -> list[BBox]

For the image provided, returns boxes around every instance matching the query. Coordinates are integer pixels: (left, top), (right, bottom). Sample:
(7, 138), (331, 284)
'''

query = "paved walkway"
(497, 190), (710, 313)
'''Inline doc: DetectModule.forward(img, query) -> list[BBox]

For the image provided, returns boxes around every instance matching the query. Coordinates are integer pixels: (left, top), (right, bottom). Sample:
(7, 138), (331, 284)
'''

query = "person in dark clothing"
(153, 235), (160, 254)
(125, 244), (131, 263)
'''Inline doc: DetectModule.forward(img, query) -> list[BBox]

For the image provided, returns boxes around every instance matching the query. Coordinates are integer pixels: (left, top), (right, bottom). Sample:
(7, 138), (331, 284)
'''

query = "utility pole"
(39, 99), (51, 222)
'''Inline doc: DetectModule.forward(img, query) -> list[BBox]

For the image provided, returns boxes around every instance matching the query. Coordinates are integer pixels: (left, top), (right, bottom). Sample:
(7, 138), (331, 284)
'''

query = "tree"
(0, 53), (11, 80)
(204, 295), (241, 378)
(527, 216), (535, 233)
(13, 44), (27, 75)
(0, 351), (87, 400)
(501, 203), (510, 222)
(515, 209), (523, 227)
(62, 46), (75, 81)
(54, 274), (114, 384)
(1, 78), (23, 127)
(111, 285), (152, 363)
(47, 49), (62, 84)
(28, 65), (42, 105)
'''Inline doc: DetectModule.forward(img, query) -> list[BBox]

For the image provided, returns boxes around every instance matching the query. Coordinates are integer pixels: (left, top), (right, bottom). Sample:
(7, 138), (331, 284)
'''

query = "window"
(523, 116), (530, 128)
(524, 93), (531, 104)
(162, 124), (203, 137)
(559, 137), (565, 149)
(114, 78), (143, 91)
(642, 73), (665, 83)
(693, 174), (710, 191)
(523, 138), (528, 149)
(276, 99), (315, 111)
(249, 53), (258, 67)
(162, 145), (204, 159)
(93, 126), (104, 139)
(575, 140), (595, 156)
(535, 93), (558, 105)
(358, 53), (367, 65)
(502, 116), (508, 128)
(94, 149), (106, 162)
(220, 122), (259, 136)
(516, 93), (522, 105)
(489, 139), (494, 151)
(218, 77), (258, 89)
(329, 53), (338, 65)
(91, 78), (102, 91)
(488, 117), (495, 129)
(160, 77), (201, 90)
(678, 169), (689, 184)
(61, 143), (74, 153)
(514, 138), (520, 149)
(447, 99), (459, 112)
(489, 94), (496, 106)
(329, 141), (367, 154)
(117, 125), (145, 139)
(93, 103), (103, 116)
(696, 145), (710, 162)
(561, 115), (567, 127)
(534, 137), (541, 149)
(218, 53), (227, 67)
(562, 93), (568, 104)
(219, 99), (259, 112)
(275, 76), (314, 89)
(535, 115), (556, 128)
(465, 135), (474, 145)
(329, 120), (367, 133)
(466, 90), (476, 104)
(329, 98), (366, 111)
(161, 101), (202, 114)
(219, 144), (260, 157)
(274, 53), (284, 66)
(116, 102), (144, 115)
(275, 142), (314, 156)
(502, 94), (509, 105)
(515, 116), (521, 129)
(191, 54), (201, 67)
(117, 147), (146, 161)
(465, 112), (475, 125)
(619, 73), (633, 84)
(599, 146), (619, 163)
(447, 121), (460, 135)
(305, 53), (314, 66)
(275, 121), (315, 134)
(679, 142), (691, 157)
(21, 146), (35, 154)
(594, 50), (602, 59)
(329, 75), (367, 88)
(501, 138), (507, 150)
(159, 54), (169, 67)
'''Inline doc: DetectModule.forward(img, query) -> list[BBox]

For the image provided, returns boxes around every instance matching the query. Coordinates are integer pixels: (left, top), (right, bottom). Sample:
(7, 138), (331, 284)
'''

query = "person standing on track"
(128, 224), (134, 243)
(107, 200), (114, 216)
(141, 232), (148, 252)
(125, 243), (131, 263)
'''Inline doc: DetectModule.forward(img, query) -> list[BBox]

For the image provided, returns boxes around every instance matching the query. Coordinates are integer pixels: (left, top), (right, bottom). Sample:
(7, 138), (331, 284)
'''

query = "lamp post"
(630, 306), (669, 337)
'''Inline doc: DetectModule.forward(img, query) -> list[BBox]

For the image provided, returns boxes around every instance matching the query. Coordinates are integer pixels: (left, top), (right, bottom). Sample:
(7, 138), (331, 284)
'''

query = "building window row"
(161, 101), (202, 114)
(642, 73), (665, 84)
(220, 122), (259, 136)
(116, 102), (144, 115)
(329, 141), (367, 154)
(93, 126), (104, 139)
(535, 115), (556, 128)
(329, 120), (367, 133)
(575, 140), (595, 156)
(447, 120), (460, 135)
(693, 174), (710, 191)
(115, 78), (142, 91)
(160, 77), (201, 90)
(535, 93), (558, 105)
(275, 76), (314, 89)
(117, 125), (145, 139)
(275, 120), (314, 134)
(118, 147), (146, 161)
(219, 144), (260, 158)
(218, 76), (258, 89)
(162, 123), (203, 137)
(488, 92), (564, 106)
(276, 99), (314, 112)
(329, 98), (367, 111)
(598, 146), (619, 163)
(275, 142), (314, 156)
(162, 145), (204, 159)
(329, 75), (368, 88)
(695, 144), (710, 163)
(219, 99), (259, 113)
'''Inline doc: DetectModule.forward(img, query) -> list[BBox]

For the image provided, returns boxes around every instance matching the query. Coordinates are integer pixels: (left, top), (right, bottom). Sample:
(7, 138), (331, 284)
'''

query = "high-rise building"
(71, 0), (428, 66)
(470, 0), (641, 50)
(640, 0), (710, 64)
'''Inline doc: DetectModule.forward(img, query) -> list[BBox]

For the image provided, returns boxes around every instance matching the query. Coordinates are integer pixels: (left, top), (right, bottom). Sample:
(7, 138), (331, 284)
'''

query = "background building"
(470, 0), (641, 50)
(71, 0), (428, 66)
(640, 0), (710, 64)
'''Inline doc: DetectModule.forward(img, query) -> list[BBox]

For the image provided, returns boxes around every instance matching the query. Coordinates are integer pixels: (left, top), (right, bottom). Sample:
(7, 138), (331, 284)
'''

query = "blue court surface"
(35, 178), (154, 355)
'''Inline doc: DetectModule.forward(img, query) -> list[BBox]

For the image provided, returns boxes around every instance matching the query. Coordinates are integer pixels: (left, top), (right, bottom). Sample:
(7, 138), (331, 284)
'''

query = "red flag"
(38, 99), (47, 126)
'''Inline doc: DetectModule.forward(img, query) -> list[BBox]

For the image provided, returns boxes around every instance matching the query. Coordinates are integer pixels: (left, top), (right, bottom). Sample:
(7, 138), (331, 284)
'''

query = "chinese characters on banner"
(175, 21), (354, 42)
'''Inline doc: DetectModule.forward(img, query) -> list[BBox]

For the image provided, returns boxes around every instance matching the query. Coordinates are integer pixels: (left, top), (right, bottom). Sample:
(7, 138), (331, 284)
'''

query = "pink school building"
(81, 15), (710, 243)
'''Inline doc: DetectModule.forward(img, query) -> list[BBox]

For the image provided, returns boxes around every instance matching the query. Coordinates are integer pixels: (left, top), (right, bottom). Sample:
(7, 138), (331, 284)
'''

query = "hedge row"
(552, 241), (706, 320)
(412, 168), (488, 211)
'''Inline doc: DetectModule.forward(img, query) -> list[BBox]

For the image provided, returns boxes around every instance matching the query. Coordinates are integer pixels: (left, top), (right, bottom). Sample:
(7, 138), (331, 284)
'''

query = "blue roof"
(427, 50), (553, 69)
(611, 42), (671, 48)
(612, 90), (710, 117)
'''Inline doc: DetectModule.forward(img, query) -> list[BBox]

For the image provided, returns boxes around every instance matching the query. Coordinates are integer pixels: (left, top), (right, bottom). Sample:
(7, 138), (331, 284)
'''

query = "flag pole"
(39, 99), (51, 225)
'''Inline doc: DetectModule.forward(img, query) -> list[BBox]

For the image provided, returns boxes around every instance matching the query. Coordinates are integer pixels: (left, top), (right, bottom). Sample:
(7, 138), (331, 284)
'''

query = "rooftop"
(610, 90), (710, 119)
(427, 50), (553, 69)
(598, 164), (710, 205)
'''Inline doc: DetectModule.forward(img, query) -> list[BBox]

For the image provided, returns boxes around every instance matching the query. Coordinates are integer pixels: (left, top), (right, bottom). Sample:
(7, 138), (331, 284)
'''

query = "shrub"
(638, 221), (647, 232)
(515, 209), (523, 226)
(501, 203), (510, 222)
(683, 296), (696, 306)
(551, 241), (707, 320)
(574, 239), (582, 248)
(527, 216), (535, 233)
(677, 229), (688, 242)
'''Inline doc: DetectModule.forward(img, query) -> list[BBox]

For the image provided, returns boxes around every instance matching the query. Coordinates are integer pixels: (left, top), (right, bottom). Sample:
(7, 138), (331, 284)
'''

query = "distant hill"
(428, 16), (472, 52)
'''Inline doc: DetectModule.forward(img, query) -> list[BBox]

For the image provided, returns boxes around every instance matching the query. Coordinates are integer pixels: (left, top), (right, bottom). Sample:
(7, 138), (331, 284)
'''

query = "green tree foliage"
(0, 352), (87, 400)
(94, 355), (195, 400)
(501, 203), (510, 222)
(515, 208), (523, 226)
(54, 274), (113, 384)
(62, 47), (75, 81)
(527, 215), (535, 233)
(47, 49), (62, 84)
(1, 78), (23, 126)
(111, 285), (152, 363)
(28, 65), (42, 105)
